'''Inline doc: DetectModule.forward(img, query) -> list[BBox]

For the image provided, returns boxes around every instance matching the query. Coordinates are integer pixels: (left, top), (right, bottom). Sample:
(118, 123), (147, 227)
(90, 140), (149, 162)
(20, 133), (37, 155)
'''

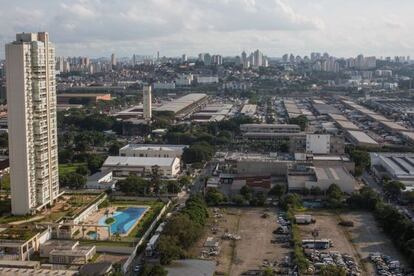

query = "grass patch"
(59, 163), (86, 176)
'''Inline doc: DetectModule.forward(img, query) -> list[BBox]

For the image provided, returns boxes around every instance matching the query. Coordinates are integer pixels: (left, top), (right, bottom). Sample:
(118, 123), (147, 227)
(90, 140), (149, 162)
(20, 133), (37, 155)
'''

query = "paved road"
(191, 162), (213, 195)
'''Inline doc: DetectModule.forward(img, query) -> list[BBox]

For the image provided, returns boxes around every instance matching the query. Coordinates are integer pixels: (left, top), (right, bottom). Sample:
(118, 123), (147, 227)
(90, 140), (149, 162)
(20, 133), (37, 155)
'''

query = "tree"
(347, 186), (380, 211)
(310, 186), (323, 196)
(87, 154), (105, 174)
(326, 184), (343, 208)
(75, 165), (90, 176)
(348, 148), (370, 176)
(58, 148), (74, 164)
(117, 175), (150, 196)
(232, 194), (245, 205)
(0, 173), (10, 191)
(289, 115), (308, 131)
(182, 142), (214, 164)
(178, 176), (191, 187)
(157, 236), (183, 265)
(250, 192), (266, 206)
(0, 133), (8, 148)
(383, 181), (405, 200)
(280, 193), (302, 210)
(151, 165), (161, 195)
(269, 184), (286, 200)
(59, 173), (86, 189)
(166, 181), (180, 194)
(205, 188), (225, 206)
(108, 142), (121, 155)
(240, 185), (253, 201)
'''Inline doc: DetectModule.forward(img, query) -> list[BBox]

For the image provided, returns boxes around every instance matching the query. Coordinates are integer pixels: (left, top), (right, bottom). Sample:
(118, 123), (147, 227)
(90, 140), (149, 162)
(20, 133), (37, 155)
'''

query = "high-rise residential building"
(111, 53), (116, 67)
(6, 32), (59, 215)
(143, 85), (152, 121)
(253, 49), (263, 67)
(212, 55), (223, 65)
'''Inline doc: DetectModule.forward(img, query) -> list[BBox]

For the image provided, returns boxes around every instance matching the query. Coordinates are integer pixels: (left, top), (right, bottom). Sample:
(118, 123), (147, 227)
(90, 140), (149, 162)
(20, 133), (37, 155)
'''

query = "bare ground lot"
(298, 210), (365, 272)
(298, 210), (409, 275)
(189, 207), (290, 276)
(340, 211), (409, 275)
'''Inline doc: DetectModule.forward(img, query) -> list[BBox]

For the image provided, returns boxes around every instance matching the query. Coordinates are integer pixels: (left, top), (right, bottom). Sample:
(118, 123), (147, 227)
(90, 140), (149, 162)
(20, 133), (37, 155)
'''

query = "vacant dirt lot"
(298, 211), (364, 270)
(340, 211), (409, 274)
(189, 207), (290, 276)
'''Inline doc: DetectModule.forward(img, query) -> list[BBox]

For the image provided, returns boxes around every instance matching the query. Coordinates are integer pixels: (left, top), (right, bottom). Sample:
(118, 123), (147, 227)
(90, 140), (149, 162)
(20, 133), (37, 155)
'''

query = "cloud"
(0, 0), (414, 57)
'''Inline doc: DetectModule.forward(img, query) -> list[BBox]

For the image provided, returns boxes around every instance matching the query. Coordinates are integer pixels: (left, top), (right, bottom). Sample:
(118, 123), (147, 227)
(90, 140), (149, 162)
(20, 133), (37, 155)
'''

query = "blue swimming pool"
(99, 207), (148, 234)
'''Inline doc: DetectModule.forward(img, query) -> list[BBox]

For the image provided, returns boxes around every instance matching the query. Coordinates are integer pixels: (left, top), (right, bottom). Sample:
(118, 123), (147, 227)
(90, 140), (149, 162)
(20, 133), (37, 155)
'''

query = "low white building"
(85, 171), (116, 190)
(175, 74), (193, 86)
(119, 144), (188, 158)
(102, 156), (181, 178)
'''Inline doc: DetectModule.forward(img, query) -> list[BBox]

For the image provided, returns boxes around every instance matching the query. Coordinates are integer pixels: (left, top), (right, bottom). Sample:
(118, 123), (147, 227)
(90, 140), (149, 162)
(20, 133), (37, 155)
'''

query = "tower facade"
(143, 85), (152, 121)
(6, 32), (59, 215)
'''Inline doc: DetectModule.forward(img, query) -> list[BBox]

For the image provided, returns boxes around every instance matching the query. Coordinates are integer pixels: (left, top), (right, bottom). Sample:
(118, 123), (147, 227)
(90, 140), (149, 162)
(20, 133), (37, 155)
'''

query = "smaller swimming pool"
(99, 207), (148, 234)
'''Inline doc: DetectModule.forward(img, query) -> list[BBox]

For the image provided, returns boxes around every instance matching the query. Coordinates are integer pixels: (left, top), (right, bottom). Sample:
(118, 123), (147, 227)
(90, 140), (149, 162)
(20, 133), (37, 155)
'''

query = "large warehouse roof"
(346, 130), (378, 145)
(103, 156), (178, 167)
(155, 93), (207, 113)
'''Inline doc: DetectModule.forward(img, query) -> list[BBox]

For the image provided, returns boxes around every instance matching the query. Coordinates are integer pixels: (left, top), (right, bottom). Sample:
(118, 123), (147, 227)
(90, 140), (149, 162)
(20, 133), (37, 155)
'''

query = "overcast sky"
(0, 0), (413, 58)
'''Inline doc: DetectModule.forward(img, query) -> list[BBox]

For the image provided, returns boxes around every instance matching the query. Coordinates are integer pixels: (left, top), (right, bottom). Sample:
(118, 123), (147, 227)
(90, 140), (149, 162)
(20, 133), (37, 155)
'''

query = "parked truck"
(294, 214), (315, 224)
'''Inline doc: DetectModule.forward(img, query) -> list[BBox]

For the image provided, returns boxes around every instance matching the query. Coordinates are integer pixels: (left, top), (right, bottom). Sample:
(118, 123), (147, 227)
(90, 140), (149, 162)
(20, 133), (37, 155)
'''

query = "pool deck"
(82, 205), (149, 240)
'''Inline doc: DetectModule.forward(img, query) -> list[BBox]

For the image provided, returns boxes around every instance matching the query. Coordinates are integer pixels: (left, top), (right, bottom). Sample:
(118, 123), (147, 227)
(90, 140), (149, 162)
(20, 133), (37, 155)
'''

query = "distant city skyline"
(1, 0), (414, 58)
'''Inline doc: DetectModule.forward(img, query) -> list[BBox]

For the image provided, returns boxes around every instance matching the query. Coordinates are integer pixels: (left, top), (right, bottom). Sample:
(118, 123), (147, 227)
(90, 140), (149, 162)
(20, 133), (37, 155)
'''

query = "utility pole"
(311, 228), (319, 276)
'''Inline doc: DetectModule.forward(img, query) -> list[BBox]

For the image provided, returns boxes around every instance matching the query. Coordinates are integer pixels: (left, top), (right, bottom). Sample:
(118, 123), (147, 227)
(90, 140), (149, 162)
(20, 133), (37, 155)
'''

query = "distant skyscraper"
(212, 55), (223, 65)
(253, 49), (263, 67)
(6, 32), (59, 215)
(182, 54), (187, 62)
(143, 85), (152, 121)
(111, 53), (116, 67)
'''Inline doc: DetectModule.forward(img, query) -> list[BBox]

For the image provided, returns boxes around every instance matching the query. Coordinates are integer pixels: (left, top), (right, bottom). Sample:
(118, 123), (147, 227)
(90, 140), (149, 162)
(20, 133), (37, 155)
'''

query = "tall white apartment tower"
(6, 32), (59, 215)
(143, 85), (152, 121)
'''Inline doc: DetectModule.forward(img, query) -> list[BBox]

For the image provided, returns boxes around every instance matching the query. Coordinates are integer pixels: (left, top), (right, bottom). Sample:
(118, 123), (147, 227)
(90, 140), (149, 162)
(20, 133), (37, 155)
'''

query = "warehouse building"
(240, 104), (257, 117)
(156, 93), (208, 118)
(345, 130), (378, 146)
(288, 166), (357, 194)
(370, 152), (414, 186)
(102, 156), (181, 178)
(119, 144), (188, 158)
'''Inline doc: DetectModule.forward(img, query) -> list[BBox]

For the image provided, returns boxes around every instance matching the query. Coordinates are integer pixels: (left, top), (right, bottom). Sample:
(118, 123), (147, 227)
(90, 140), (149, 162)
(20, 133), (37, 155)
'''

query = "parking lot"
(189, 207), (291, 276)
(297, 210), (411, 275)
(340, 211), (409, 275)
(298, 211), (360, 257)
